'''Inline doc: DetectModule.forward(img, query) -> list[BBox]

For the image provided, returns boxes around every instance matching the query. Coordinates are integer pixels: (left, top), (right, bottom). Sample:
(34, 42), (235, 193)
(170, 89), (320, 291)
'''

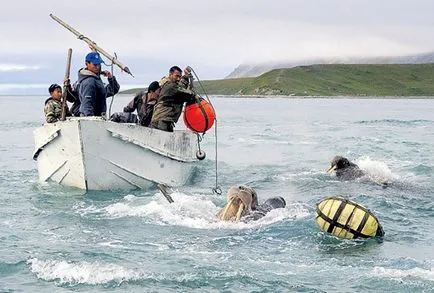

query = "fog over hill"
(226, 52), (434, 78)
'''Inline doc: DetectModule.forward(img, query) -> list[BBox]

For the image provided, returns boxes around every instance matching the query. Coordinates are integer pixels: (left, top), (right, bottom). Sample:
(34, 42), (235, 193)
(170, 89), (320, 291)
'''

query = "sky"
(1, 0), (434, 94)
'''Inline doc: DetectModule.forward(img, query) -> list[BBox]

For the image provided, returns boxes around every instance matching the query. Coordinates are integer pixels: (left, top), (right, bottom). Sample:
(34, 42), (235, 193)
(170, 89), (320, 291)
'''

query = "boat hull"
(33, 117), (199, 190)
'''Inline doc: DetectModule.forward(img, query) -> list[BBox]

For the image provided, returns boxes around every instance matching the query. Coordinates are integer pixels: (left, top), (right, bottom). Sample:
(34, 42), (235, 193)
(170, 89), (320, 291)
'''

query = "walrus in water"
(326, 156), (389, 187)
(216, 185), (286, 222)
(326, 156), (365, 181)
(241, 196), (286, 222)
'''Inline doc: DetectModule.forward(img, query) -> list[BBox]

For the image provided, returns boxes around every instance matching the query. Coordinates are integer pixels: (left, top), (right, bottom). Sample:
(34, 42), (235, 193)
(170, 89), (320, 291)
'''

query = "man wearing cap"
(123, 81), (161, 127)
(150, 66), (197, 132)
(77, 52), (120, 117)
(44, 84), (70, 123)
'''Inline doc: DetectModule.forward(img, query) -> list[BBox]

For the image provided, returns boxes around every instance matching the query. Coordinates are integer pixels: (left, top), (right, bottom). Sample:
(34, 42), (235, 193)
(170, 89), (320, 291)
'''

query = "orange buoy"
(183, 98), (216, 133)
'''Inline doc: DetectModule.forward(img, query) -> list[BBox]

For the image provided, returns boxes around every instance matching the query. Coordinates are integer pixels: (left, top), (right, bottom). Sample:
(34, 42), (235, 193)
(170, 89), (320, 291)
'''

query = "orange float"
(183, 98), (216, 133)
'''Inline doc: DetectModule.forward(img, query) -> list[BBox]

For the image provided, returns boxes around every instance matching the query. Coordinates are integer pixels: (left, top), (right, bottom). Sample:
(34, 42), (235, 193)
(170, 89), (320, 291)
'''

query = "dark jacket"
(77, 69), (120, 116)
(151, 81), (196, 123)
(123, 91), (156, 127)
(68, 82), (81, 116)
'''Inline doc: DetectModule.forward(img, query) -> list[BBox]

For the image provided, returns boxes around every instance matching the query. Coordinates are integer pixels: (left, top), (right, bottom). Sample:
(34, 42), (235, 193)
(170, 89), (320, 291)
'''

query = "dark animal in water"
(242, 196), (286, 222)
(326, 156), (365, 180)
(216, 185), (286, 222)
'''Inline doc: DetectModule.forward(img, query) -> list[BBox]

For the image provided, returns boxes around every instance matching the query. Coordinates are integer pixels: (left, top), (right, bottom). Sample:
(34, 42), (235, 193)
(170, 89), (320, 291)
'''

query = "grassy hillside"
(121, 64), (434, 96)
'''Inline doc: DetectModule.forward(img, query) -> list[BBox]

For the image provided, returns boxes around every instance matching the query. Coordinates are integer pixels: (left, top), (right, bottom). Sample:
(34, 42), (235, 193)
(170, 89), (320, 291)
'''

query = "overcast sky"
(1, 0), (434, 92)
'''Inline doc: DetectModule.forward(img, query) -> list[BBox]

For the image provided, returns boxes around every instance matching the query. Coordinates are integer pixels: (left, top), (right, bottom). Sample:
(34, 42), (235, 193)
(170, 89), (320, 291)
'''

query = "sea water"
(0, 95), (433, 292)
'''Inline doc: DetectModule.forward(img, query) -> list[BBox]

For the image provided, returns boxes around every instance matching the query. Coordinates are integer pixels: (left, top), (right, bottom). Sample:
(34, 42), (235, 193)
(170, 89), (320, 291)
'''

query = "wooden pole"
(60, 48), (72, 121)
(49, 13), (134, 77)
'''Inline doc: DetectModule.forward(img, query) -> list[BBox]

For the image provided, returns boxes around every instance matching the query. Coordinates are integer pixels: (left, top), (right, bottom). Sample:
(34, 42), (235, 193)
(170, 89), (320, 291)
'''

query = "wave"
(355, 119), (434, 125)
(76, 193), (310, 230)
(373, 266), (434, 282)
(28, 258), (322, 292)
(0, 260), (27, 276)
(27, 258), (151, 286)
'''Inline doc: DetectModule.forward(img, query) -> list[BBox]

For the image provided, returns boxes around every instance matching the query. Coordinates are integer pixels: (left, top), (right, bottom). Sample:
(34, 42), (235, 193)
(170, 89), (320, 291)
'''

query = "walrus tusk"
(235, 203), (245, 221)
(217, 197), (236, 220)
(326, 165), (337, 173)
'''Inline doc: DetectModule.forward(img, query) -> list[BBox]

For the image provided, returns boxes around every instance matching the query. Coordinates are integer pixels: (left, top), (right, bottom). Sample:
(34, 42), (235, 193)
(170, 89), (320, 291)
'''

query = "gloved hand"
(186, 95), (200, 106)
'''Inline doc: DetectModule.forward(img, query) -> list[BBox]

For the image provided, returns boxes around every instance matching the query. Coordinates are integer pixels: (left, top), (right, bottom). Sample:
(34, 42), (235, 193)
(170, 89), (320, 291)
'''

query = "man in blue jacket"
(77, 52), (120, 117)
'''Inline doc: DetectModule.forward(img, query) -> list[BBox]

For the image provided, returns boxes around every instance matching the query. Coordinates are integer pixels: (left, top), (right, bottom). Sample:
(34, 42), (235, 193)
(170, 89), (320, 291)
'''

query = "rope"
(212, 119), (221, 195)
(107, 53), (116, 118)
(189, 67), (212, 104)
(188, 66), (221, 195)
(196, 133), (203, 153)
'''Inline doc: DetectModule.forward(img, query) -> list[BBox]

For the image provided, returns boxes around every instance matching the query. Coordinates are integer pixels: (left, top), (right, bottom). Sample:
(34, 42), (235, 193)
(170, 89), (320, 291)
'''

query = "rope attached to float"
(188, 66), (221, 195)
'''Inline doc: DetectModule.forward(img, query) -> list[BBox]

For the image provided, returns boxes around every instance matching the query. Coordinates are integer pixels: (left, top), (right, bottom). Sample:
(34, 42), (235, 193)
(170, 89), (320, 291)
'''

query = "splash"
(373, 266), (434, 281)
(80, 193), (309, 230)
(356, 156), (397, 183)
(27, 258), (202, 286)
(27, 258), (142, 285)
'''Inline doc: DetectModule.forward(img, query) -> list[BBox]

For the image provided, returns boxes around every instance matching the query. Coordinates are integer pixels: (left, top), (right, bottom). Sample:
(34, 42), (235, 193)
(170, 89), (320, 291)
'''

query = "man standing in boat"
(150, 66), (197, 132)
(77, 52), (120, 117)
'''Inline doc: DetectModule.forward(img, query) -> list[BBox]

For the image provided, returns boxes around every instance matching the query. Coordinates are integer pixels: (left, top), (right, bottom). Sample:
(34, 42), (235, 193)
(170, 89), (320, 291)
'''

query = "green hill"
(121, 64), (434, 96)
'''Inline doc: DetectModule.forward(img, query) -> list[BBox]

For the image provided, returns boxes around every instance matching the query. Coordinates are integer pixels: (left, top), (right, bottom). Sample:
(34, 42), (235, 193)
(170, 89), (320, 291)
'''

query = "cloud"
(0, 64), (41, 72)
(0, 0), (433, 81)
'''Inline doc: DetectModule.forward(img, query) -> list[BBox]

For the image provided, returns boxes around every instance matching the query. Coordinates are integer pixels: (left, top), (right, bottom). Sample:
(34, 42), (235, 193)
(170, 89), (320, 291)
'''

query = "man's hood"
(78, 68), (99, 83)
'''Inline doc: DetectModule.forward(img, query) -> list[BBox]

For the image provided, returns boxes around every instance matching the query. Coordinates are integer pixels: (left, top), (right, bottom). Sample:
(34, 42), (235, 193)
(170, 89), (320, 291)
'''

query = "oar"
(157, 184), (174, 203)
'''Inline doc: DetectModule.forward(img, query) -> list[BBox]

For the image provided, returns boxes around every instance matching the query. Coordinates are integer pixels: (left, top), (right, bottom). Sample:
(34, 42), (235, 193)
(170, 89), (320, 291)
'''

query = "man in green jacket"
(150, 66), (197, 132)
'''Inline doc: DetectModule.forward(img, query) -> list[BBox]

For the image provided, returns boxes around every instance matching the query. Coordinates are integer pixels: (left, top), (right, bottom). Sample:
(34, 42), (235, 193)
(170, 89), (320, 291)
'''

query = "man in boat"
(159, 66), (193, 88)
(77, 52), (120, 117)
(150, 66), (197, 132)
(44, 84), (70, 123)
(122, 81), (161, 127)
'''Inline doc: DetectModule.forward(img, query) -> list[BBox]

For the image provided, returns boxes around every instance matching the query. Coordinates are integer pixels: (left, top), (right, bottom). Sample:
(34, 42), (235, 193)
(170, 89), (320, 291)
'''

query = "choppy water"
(0, 95), (433, 292)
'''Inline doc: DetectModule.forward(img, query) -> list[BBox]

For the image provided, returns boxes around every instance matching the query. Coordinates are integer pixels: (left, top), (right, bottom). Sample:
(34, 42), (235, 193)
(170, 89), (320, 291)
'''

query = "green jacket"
(151, 80), (196, 123)
(44, 98), (62, 123)
(44, 97), (70, 123)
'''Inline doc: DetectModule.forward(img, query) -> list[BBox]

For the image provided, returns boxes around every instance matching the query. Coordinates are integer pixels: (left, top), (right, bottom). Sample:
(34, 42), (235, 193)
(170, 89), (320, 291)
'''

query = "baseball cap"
(85, 52), (104, 65)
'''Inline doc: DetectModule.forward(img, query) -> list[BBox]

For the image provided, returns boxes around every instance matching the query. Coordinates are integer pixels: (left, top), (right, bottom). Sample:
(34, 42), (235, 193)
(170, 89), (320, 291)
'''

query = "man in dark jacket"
(77, 52), (120, 117)
(123, 81), (161, 127)
(150, 66), (197, 132)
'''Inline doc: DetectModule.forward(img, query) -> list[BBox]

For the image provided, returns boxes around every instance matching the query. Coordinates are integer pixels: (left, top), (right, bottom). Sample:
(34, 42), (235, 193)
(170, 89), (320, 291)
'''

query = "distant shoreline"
(2, 94), (433, 99)
(121, 63), (434, 97)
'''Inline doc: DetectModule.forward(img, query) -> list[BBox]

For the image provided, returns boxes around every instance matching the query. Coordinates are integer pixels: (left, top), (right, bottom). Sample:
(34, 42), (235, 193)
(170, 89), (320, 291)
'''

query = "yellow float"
(315, 196), (384, 239)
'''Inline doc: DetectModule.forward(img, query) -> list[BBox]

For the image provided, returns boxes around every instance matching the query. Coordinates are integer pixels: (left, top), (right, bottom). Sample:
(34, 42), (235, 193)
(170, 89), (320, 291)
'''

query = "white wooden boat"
(33, 117), (200, 190)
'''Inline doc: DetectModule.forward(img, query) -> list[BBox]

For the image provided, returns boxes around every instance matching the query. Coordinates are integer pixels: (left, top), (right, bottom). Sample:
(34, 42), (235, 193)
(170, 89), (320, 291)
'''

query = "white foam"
(373, 266), (434, 281)
(275, 170), (324, 181)
(357, 156), (397, 182)
(27, 258), (250, 285)
(89, 192), (309, 230)
(27, 258), (142, 285)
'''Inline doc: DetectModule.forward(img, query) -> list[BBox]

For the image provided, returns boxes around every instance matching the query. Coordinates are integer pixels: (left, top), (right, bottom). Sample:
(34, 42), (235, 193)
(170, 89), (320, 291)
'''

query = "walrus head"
(326, 156), (353, 173)
(326, 156), (365, 180)
(216, 185), (258, 221)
